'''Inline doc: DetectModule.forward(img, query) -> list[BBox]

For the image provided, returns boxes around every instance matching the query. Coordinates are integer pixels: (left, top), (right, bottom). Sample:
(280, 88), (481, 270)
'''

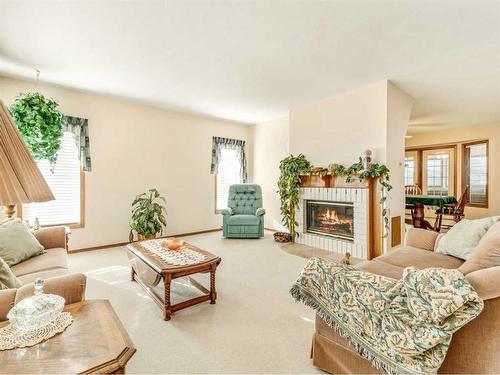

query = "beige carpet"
(68, 231), (323, 374)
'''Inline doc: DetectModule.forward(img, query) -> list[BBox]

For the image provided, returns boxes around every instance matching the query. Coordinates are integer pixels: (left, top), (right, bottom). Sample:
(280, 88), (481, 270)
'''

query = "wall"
(406, 123), (500, 219)
(252, 116), (289, 230)
(289, 80), (413, 248)
(0, 75), (253, 250)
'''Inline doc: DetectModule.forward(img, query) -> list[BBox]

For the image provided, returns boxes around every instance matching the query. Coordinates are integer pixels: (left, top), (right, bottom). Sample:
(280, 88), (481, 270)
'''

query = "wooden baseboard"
(69, 228), (222, 253)
(264, 227), (278, 232)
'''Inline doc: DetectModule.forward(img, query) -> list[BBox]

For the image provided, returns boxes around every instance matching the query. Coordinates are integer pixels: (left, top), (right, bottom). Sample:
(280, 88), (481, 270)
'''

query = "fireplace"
(306, 200), (354, 241)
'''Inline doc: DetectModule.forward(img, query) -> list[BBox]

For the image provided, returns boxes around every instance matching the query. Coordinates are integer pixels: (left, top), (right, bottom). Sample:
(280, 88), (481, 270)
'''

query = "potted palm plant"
(129, 188), (167, 242)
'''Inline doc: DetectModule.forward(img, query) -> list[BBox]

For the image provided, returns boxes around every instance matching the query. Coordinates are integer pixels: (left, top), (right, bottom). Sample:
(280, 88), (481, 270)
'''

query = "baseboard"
(264, 227), (278, 232)
(69, 228), (222, 253)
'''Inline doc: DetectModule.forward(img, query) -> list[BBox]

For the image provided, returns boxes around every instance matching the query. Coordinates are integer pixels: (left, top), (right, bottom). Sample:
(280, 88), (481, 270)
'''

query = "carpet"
(68, 231), (322, 373)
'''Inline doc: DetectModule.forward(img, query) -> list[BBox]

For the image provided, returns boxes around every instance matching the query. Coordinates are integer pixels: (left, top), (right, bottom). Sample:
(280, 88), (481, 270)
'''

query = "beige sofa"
(312, 227), (500, 374)
(0, 226), (87, 321)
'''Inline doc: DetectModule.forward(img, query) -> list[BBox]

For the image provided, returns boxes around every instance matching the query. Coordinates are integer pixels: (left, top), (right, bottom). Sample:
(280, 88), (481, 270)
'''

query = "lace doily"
(0, 312), (73, 351)
(141, 239), (207, 265)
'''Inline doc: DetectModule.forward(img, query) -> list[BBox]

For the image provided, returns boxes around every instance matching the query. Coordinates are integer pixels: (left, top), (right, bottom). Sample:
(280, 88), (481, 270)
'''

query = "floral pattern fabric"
(64, 116), (91, 171)
(290, 258), (484, 374)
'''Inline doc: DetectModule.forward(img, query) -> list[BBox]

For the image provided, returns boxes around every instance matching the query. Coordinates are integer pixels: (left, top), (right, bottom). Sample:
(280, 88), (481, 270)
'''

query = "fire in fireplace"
(306, 200), (354, 241)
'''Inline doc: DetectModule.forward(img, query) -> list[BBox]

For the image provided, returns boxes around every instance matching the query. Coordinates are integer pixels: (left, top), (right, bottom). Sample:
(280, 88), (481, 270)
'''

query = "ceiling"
(0, 1), (499, 132)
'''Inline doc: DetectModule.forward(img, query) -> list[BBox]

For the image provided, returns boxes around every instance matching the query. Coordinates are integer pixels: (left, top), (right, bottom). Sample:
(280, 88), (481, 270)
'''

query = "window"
(421, 148), (455, 196)
(215, 148), (242, 212)
(426, 153), (449, 195)
(23, 132), (83, 227)
(463, 141), (488, 207)
(404, 156), (415, 185)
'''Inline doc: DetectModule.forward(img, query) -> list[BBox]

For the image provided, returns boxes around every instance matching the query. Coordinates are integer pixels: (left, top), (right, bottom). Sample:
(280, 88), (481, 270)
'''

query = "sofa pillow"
(0, 219), (44, 266)
(436, 216), (499, 260)
(459, 221), (500, 275)
(0, 257), (22, 289)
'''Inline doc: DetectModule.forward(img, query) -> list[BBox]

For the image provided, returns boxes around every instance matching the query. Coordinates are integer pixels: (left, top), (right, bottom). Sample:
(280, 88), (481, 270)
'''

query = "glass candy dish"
(7, 279), (65, 332)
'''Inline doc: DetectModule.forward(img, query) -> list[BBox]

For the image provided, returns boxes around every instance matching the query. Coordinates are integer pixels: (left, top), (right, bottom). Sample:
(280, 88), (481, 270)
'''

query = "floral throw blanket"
(290, 258), (484, 374)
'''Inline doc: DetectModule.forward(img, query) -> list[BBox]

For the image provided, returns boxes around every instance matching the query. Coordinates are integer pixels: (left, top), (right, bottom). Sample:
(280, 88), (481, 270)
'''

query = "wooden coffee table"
(0, 300), (136, 374)
(127, 239), (221, 320)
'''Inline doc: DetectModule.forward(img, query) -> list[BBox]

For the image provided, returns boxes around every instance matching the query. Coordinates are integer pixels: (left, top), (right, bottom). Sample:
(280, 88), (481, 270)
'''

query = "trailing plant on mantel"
(129, 189), (167, 242)
(9, 92), (64, 165)
(332, 158), (392, 236)
(277, 155), (392, 240)
(278, 154), (312, 240)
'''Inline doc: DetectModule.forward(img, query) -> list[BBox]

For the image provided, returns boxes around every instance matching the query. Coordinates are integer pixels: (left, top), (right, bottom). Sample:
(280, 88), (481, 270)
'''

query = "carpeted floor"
(68, 231), (324, 373)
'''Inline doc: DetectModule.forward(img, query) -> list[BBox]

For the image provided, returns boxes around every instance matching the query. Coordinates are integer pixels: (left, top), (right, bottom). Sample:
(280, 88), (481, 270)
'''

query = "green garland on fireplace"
(278, 155), (392, 240)
(332, 158), (392, 236)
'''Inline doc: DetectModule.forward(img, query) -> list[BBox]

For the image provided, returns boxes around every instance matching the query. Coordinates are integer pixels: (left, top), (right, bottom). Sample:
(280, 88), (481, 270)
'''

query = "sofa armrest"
(466, 266), (500, 300)
(221, 208), (233, 216)
(404, 227), (439, 251)
(15, 273), (87, 305)
(33, 226), (68, 250)
(0, 289), (17, 322)
(256, 208), (266, 216)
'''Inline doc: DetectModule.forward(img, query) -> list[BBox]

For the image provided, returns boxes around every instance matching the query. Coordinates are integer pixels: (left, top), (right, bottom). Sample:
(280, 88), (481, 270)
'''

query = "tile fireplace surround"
(295, 187), (369, 259)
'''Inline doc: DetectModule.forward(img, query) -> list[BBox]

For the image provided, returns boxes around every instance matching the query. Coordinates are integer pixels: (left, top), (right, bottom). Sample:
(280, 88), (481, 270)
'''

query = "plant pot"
(137, 234), (156, 242)
(273, 231), (292, 243)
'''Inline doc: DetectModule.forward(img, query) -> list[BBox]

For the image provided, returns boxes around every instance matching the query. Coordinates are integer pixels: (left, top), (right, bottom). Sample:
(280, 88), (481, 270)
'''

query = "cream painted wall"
(0, 75), (253, 250)
(386, 82), (414, 240)
(406, 123), (500, 219)
(252, 116), (289, 231)
(289, 81), (388, 166)
(289, 80), (413, 247)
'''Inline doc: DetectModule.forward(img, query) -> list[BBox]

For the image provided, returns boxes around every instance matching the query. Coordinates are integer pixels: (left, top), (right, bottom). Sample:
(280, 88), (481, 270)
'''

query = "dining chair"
(434, 186), (469, 232)
(404, 184), (422, 195)
(411, 203), (435, 231)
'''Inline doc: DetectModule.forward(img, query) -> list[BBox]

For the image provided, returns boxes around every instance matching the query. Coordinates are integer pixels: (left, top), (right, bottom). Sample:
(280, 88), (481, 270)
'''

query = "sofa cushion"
(10, 248), (68, 277)
(436, 216), (499, 260)
(460, 221), (500, 275)
(356, 259), (404, 279)
(377, 247), (463, 270)
(405, 228), (440, 251)
(0, 219), (44, 266)
(0, 257), (22, 289)
(227, 214), (260, 226)
(17, 269), (69, 284)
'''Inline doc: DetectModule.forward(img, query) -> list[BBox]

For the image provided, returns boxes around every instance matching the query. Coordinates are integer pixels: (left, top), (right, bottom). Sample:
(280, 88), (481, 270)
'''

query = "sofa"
(0, 226), (87, 321)
(312, 227), (500, 374)
(222, 184), (265, 238)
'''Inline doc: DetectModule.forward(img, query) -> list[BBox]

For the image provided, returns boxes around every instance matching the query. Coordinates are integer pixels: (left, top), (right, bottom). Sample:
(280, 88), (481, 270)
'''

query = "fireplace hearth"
(306, 200), (354, 241)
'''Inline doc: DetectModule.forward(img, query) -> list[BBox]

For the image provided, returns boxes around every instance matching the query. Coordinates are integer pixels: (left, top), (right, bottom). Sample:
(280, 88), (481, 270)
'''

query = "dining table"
(405, 194), (458, 209)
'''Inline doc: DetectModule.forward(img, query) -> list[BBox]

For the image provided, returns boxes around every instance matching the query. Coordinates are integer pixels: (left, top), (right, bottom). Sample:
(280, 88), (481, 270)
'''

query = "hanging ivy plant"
(333, 158), (392, 236)
(277, 154), (312, 240)
(9, 92), (64, 165)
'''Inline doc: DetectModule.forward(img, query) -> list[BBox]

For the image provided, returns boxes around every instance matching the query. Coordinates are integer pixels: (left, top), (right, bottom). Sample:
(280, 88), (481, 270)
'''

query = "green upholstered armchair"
(221, 184), (265, 238)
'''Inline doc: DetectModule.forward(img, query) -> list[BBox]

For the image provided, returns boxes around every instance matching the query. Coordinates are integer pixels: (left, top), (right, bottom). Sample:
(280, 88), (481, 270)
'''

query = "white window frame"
(214, 148), (243, 213)
(20, 132), (85, 228)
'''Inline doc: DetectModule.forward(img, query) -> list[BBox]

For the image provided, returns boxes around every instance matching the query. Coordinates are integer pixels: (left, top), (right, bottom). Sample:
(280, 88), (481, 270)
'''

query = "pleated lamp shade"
(0, 99), (54, 215)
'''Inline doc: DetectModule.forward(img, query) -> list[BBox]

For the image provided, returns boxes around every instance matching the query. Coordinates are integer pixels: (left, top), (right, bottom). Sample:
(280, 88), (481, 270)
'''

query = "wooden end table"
(0, 300), (136, 374)
(127, 239), (221, 321)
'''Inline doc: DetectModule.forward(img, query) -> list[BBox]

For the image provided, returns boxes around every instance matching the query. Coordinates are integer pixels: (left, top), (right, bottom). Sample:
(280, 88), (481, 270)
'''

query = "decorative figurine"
(340, 251), (351, 265)
(362, 149), (373, 170)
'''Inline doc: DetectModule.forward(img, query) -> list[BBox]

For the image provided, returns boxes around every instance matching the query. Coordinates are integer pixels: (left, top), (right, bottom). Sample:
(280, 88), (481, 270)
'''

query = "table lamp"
(0, 99), (54, 218)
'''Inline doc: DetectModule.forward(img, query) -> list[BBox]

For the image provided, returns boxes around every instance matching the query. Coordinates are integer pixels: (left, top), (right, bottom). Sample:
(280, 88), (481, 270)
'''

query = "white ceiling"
(0, 1), (499, 132)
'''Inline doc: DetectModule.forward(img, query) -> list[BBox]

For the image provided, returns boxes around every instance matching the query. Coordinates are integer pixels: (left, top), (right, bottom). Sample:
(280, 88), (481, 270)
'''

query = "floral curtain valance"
(210, 136), (247, 182)
(63, 116), (92, 171)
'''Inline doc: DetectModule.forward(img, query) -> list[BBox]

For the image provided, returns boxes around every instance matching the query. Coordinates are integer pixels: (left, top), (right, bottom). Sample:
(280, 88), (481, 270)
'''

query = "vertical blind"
(216, 148), (242, 211)
(23, 132), (81, 226)
(465, 142), (487, 206)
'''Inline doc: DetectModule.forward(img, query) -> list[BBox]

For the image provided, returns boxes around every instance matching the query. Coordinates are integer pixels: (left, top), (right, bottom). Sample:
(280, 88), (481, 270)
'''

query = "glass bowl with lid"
(7, 279), (65, 332)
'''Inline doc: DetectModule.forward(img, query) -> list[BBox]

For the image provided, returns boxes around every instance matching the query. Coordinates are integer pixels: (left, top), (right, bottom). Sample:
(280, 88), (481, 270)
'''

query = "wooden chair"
(411, 203), (435, 231)
(405, 184), (422, 195)
(434, 186), (469, 231)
